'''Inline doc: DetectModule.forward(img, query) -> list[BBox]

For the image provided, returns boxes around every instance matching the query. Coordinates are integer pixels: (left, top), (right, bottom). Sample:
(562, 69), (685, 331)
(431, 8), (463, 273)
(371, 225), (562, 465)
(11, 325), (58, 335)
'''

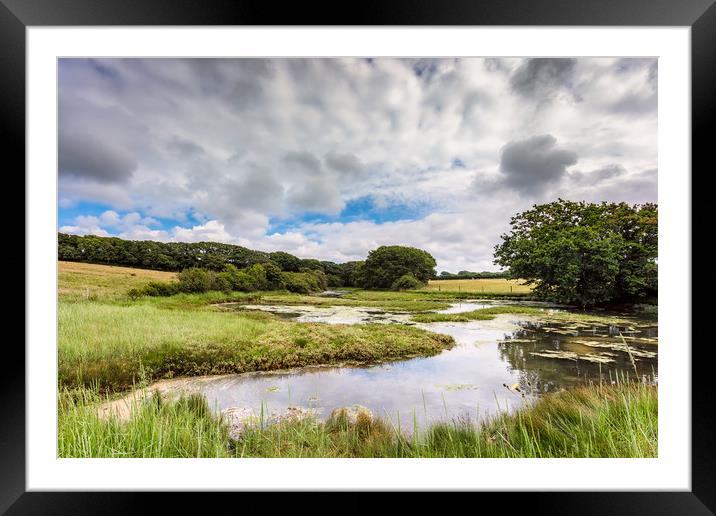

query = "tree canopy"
(493, 199), (657, 306)
(58, 232), (345, 280)
(359, 245), (437, 289)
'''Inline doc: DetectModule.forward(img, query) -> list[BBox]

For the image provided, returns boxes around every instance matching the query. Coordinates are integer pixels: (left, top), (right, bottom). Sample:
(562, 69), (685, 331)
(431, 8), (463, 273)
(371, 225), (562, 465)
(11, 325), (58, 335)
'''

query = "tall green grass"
(59, 301), (454, 392)
(411, 305), (544, 323)
(237, 380), (657, 458)
(58, 381), (657, 458)
(59, 388), (232, 458)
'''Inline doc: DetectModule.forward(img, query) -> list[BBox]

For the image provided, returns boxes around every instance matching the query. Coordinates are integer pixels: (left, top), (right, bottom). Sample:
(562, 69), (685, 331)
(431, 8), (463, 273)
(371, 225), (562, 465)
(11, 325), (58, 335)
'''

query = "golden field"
(59, 261), (177, 301)
(423, 277), (532, 294)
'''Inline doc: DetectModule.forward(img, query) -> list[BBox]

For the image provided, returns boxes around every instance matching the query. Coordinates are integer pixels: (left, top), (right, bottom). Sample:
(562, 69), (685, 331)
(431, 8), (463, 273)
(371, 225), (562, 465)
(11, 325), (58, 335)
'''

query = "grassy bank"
(250, 291), (453, 312)
(58, 262), (461, 392)
(59, 302), (454, 392)
(411, 305), (543, 323)
(58, 381), (657, 458)
(253, 289), (537, 312)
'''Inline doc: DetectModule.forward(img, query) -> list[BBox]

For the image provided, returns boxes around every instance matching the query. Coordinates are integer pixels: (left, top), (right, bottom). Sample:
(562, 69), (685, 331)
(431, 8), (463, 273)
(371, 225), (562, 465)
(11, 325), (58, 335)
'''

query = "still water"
(157, 301), (657, 431)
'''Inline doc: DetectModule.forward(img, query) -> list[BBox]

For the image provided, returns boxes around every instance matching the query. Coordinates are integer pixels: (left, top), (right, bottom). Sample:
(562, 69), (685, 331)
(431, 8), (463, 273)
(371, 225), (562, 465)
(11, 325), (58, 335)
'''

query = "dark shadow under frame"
(3, 0), (713, 513)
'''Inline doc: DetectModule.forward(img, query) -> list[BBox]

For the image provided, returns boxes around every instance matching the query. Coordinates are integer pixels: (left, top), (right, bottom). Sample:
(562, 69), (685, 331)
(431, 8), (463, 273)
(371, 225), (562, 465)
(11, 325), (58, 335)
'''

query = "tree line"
(437, 270), (509, 280)
(59, 233), (439, 292)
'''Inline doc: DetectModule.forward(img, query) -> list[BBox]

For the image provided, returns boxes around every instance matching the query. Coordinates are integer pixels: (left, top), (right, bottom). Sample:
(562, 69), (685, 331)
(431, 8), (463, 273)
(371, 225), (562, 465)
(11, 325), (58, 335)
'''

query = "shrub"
(246, 264), (268, 290)
(143, 281), (182, 296)
(391, 273), (424, 291)
(282, 271), (324, 294)
(263, 262), (285, 290)
(326, 274), (343, 288)
(127, 281), (180, 298)
(308, 269), (328, 291)
(177, 268), (215, 293)
(212, 272), (233, 293)
(222, 264), (256, 291)
(127, 287), (143, 300)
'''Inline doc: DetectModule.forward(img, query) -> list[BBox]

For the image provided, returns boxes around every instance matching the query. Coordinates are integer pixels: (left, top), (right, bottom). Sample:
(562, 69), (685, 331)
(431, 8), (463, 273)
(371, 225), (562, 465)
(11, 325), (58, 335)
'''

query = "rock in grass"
(221, 407), (257, 440)
(266, 406), (313, 426)
(328, 404), (373, 426)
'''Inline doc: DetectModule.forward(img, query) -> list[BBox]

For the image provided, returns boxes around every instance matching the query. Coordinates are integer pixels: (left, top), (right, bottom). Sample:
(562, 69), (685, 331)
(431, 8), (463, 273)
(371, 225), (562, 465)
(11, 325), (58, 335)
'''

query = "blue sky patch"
(268, 195), (433, 234)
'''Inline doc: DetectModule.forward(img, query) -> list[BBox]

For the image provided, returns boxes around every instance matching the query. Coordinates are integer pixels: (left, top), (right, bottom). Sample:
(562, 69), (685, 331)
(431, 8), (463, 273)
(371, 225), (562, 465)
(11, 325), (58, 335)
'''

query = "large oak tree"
(494, 199), (657, 306)
(359, 245), (437, 289)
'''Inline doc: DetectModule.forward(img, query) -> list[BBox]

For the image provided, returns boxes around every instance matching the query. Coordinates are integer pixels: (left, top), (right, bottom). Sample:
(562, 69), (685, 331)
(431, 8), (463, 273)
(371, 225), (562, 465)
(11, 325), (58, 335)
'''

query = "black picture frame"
(5, 0), (712, 513)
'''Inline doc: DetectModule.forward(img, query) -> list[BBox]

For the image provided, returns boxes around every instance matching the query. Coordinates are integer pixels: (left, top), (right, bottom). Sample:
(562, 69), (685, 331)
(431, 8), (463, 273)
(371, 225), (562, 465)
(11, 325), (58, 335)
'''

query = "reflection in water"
(167, 303), (657, 432)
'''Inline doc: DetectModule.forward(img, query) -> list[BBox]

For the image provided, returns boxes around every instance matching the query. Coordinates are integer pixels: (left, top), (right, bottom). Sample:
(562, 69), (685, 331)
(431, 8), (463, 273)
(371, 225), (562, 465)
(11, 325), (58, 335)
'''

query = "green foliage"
(298, 258), (323, 271)
(340, 261), (365, 287)
(307, 268), (328, 291)
(128, 281), (181, 299)
(494, 199), (657, 306)
(177, 268), (215, 293)
(58, 233), (354, 287)
(262, 262), (285, 289)
(326, 274), (343, 288)
(245, 264), (268, 290)
(359, 246), (437, 289)
(269, 251), (302, 272)
(390, 273), (425, 291)
(128, 261), (332, 298)
(58, 232), (271, 272)
(201, 253), (228, 271)
(221, 264), (254, 292)
(211, 272), (233, 293)
(281, 271), (325, 294)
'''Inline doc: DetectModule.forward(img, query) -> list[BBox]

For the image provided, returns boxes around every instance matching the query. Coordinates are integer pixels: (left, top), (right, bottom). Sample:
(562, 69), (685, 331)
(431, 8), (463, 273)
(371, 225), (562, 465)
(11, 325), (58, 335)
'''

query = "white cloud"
(171, 220), (234, 243)
(59, 224), (110, 237)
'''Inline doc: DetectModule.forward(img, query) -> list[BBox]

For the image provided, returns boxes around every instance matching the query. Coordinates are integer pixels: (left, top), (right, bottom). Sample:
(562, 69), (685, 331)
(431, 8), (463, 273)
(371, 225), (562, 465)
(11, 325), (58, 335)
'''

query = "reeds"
(59, 376), (656, 458)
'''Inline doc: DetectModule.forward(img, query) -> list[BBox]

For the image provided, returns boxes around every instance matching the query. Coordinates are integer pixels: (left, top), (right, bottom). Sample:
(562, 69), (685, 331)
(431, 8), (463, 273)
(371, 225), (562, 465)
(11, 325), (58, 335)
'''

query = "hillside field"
(59, 261), (177, 301)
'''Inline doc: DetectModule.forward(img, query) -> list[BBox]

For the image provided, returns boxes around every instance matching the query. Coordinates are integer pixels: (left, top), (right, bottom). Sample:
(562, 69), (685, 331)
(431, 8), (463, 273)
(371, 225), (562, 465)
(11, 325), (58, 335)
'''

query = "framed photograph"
(7, 0), (712, 512)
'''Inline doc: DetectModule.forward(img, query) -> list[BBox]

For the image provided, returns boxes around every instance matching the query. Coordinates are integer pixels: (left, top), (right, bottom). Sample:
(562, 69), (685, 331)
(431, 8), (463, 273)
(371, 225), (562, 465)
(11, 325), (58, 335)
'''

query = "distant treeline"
(61, 233), (483, 294)
(58, 232), (360, 287)
(436, 271), (509, 280)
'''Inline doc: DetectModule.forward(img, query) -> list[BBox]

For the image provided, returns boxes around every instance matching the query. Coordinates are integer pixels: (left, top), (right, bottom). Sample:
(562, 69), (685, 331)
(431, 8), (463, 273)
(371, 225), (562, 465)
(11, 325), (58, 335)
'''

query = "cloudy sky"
(58, 57), (657, 272)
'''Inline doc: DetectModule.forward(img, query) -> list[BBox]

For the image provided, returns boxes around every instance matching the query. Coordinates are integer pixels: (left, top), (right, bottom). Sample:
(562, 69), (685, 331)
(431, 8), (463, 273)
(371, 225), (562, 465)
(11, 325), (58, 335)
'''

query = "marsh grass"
(411, 305), (544, 323)
(59, 302), (455, 392)
(58, 388), (232, 458)
(59, 379), (657, 458)
(256, 291), (452, 311)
